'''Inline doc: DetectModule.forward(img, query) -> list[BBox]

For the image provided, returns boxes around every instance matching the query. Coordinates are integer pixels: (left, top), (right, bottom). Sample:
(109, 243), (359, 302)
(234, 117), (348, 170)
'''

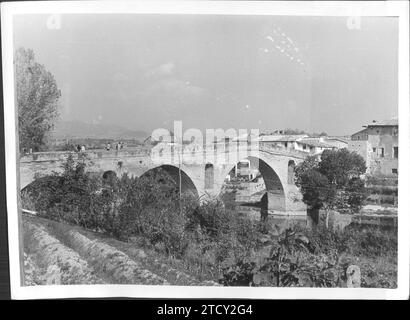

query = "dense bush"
(219, 224), (397, 287)
(24, 156), (93, 226)
(365, 175), (398, 187)
(220, 229), (342, 287)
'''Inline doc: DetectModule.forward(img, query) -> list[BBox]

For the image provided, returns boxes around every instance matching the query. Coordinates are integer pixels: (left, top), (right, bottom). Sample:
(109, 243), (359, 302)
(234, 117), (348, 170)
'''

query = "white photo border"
(1, 0), (409, 300)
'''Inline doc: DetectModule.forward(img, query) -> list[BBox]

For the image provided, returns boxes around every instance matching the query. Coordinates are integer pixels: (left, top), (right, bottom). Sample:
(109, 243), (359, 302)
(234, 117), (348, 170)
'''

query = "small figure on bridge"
(106, 143), (111, 151)
(76, 145), (81, 152)
(81, 145), (86, 152)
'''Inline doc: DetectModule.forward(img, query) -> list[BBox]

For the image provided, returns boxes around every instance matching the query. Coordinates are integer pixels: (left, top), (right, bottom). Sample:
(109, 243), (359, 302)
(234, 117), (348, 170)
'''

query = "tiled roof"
(259, 134), (308, 142)
(351, 128), (368, 137)
(298, 139), (335, 148)
(367, 118), (398, 126)
(324, 137), (349, 143)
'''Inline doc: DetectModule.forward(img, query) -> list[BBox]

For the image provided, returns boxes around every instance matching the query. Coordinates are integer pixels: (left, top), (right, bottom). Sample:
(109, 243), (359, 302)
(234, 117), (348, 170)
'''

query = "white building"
(259, 134), (337, 155)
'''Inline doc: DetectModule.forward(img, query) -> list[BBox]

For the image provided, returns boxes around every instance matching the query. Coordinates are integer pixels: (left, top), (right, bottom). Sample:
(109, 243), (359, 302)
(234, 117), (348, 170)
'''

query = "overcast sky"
(13, 14), (398, 136)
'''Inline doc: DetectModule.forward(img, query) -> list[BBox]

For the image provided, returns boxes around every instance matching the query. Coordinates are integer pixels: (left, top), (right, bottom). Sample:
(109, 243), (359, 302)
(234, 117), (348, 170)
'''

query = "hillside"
(50, 120), (148, 141)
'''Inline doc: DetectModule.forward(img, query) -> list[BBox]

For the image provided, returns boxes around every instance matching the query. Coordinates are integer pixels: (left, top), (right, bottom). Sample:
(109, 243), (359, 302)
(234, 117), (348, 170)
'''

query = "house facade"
(348, 119), (398, 176)
(259, 134), (337, 155)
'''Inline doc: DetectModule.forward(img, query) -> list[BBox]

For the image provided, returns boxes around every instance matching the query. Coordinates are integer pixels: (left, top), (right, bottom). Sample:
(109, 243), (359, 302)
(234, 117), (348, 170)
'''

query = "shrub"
(343, 225), (397, 257)
(24, 155), (94, 225)
(220, 229), (342, 287)
(220, 224), (397, 287)
(219, 258), (256, 286)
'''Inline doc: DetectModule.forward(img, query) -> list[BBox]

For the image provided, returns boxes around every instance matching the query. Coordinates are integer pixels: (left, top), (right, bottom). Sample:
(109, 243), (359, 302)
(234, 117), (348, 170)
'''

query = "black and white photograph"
(1, 1), (409, 300)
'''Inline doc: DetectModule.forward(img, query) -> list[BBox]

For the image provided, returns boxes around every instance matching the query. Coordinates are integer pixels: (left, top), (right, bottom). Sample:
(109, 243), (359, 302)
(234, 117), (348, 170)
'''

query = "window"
(393, 147), (398, 159)
(284, 142), (288, 148)
(392, 168), (398, 174)
(372, 148), (376, 152)
(303, 145), (306, 150)
(377, 147), (384, 158)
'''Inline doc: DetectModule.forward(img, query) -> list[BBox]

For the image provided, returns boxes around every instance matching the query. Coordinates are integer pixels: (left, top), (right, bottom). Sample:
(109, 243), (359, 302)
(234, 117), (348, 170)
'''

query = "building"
(348, 119), (398, 176)
(259, 134), (337, 155)
(322, 136), (349, 149)
(229, 159), (261, 181)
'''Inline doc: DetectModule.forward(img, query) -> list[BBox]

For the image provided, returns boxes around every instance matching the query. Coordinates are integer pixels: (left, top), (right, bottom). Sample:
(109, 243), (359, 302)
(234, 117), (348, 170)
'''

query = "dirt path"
(23, 214), (219, 286)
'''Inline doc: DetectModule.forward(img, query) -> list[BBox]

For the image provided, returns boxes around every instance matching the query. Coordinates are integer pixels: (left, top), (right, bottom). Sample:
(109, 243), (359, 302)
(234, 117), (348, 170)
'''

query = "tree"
(295, 149), (367, 228)
(297, 169), (336, 211)
(283, 128), (307, 135)
(310, 132), (328, 137)
(15, 47), (61, 151)
(318, 149), (366, 187)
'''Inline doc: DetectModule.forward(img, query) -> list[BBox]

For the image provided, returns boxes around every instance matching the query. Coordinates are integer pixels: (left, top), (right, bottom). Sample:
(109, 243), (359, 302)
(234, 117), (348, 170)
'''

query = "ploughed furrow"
(23, 219), (102, 285)
(62, 229), (169, 285)
(23, 215), (218, 286)
(30, 215), (167, 285)
(93, 235), (220, 286)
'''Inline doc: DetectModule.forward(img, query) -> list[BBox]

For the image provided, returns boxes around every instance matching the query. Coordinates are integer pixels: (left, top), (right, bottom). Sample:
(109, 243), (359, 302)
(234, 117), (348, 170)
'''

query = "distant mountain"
(50, 120), (148, 141)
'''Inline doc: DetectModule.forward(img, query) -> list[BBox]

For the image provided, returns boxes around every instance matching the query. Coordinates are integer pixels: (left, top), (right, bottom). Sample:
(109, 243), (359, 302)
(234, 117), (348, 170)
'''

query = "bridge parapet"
(19, 144), (308, 165)
(20, 148), (151, 163)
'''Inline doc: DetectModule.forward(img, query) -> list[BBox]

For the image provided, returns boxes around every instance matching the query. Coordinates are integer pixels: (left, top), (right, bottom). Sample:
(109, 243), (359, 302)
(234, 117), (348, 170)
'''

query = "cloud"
(143, 77), (207, 102)
(145, 61), (176, 77)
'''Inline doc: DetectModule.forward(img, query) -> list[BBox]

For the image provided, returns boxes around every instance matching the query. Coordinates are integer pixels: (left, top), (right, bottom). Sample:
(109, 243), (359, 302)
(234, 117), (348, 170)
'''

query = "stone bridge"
(19, 144), (308, 215)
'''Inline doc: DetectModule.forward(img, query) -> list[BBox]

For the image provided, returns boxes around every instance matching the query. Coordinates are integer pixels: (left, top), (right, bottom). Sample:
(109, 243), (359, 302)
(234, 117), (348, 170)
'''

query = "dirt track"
(23, 214), (219, 286)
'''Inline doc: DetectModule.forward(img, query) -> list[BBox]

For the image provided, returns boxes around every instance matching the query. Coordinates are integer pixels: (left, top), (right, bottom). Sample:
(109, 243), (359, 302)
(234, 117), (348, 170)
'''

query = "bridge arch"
(219, 155), (287, 213)
(139, 164), (199, 198)
(102, 170), (118, 187)
(102, 170), (117, 180)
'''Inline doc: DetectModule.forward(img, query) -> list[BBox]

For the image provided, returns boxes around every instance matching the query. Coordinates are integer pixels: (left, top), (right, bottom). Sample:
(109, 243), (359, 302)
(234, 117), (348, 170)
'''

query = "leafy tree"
(297, 169), (336, 211)
(318, 149), (366, 187)
(343, 177), (367, 213)
(15, 47), (61, 151)
(294, 155), (320, 186)
(295, 149), (367, 227)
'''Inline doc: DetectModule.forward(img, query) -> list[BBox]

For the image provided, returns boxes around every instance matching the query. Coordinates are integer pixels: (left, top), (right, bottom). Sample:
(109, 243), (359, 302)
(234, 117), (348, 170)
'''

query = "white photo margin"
(1, 0), (409, 300)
